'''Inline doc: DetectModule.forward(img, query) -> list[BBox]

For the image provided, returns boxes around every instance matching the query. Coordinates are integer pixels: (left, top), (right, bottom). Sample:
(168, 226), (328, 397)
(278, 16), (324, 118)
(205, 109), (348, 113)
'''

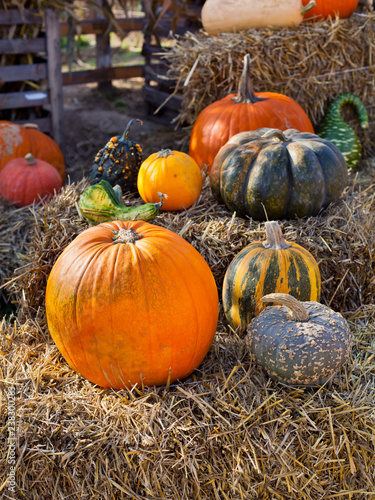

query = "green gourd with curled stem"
(317, 93), (369, 169)
(78, 179), (165, 224)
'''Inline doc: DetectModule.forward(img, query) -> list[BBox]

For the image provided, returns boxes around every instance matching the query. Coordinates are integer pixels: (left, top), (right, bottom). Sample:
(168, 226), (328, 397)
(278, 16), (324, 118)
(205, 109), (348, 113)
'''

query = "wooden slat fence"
(0, 3), (203, 146)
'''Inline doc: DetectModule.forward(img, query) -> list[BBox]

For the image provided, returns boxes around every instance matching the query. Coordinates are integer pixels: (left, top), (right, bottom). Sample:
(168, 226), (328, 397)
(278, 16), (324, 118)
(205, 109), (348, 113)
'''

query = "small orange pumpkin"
(189, 54), (314, 172)
(0, 153), (63, 207)
(302, 0), (359, 20)
(137, 149), (203, 211)
(0, 121), (65, 182)
(46, 220), (219, 389)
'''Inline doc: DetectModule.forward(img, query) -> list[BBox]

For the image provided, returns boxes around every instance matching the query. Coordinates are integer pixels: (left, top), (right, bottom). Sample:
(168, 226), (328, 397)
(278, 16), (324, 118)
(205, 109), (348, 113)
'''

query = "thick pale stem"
(233, 54), (267, 104)
(156, 149), (174, 159)
(22, 123), (39, 130)
(155, 192), (167, 210)
(25, 153), (37, 166)
(112, 227), (143, 244)
(262, 129), (288, 142)
(261, 293), (309, 322)
(301, 0), (316, 15)
(262, 221), (291, 250)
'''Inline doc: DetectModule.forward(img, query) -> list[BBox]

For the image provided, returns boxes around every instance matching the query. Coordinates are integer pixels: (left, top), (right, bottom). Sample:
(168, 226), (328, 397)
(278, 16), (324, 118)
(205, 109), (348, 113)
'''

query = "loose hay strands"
(1, 175), (375, 498)
(5, 172), (375, 318)
(0, 200), (35, 304)
(0, 304), (375, 498)
(163, 12), (375, 154)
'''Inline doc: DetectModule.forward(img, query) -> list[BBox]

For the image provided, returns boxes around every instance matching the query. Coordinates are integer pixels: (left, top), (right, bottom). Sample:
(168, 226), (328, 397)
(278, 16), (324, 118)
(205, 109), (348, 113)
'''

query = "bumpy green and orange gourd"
(89, 118), (143, 193)
(317, 93), (369, 169)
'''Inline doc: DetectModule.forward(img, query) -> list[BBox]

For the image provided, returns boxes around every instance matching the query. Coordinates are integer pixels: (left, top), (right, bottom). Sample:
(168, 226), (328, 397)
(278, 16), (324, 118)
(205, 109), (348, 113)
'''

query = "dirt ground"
(62, 78), (187, 183)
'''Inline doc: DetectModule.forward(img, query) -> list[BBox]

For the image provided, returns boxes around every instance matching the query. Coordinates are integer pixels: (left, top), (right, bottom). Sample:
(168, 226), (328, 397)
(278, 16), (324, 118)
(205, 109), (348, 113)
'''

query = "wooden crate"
(0, 8), (64, 148)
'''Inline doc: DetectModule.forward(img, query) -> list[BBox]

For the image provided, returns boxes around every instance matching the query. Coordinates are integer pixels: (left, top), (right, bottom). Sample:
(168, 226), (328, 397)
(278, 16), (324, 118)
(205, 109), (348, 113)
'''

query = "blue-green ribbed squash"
(209, 127), (348, 221)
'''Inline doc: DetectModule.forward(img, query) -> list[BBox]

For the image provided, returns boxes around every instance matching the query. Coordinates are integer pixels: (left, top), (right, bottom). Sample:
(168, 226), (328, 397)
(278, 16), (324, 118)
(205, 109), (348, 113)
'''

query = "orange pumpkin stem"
(262, 221), (291, 250)
(233, 54), (267, 105)
(25, 153), (37, 166)
(112, 227), (143, 244)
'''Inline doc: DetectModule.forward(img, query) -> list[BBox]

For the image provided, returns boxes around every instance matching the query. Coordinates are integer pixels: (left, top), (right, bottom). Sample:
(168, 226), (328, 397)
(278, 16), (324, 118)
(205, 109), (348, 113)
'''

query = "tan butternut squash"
(201, 0), (316, 35)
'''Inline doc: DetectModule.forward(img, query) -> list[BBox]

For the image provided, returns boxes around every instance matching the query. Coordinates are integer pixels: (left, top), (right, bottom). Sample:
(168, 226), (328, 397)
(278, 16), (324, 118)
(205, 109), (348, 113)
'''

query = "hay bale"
(163, 12), (375, 155)
(0, 200), (34, 309)
(1, 175), (375, 498)
(6, 174), (375, 319)
(1, 300), (374, 498)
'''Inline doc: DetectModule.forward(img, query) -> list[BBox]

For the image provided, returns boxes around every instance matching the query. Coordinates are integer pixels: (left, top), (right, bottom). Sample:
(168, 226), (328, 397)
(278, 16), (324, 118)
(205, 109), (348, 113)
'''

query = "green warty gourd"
(317, 93), (369, 169)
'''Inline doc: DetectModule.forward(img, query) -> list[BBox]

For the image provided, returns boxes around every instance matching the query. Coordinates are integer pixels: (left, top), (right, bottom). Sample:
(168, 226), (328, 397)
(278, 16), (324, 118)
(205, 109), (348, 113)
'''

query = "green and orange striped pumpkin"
(223, 221), (321, 333)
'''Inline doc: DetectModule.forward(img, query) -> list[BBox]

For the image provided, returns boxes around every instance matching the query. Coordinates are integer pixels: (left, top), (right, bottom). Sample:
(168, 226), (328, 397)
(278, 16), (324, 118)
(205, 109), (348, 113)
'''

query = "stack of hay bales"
(163, 11), (375, 154)
(1, 179), (375, 498)
(1, 7), (375, 497)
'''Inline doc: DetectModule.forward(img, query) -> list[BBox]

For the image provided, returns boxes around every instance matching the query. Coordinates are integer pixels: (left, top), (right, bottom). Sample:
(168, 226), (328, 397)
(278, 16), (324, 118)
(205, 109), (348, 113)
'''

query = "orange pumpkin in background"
(137, 149), (203, 211)
(302, 0), (359, 20)
(0, 153), (63, 207)
(0, 121), (65, 181)
(46, 220), (219, 389)
(189, 54), (314, 173)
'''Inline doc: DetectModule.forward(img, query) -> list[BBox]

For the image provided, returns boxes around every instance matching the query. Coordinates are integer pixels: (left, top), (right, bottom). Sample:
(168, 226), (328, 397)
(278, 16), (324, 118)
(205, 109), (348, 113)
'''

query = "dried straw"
(6, 170), (375, 319)
(1, 172), (375, 498)
(163, 12), (375, 154)
(0, 200), (33, 305)
(1, 296), (374, 498)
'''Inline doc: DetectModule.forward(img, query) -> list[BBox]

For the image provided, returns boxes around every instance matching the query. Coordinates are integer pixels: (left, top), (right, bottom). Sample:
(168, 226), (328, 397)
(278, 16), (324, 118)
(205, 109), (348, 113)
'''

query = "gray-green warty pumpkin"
(246, 293), (352, 386)
(89, 118), (143, 193)
(209, 128), (348, 220)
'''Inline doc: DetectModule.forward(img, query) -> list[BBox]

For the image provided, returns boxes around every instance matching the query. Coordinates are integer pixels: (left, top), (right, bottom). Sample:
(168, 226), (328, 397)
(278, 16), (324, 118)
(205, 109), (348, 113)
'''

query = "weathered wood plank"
(59, 17), (145, 37)
(95, 0), (113, 93)
(45, 9), (64, 150)
(152, 0), (202, 19)
(0, 9), (43, 25)
(143, 85), (182, 112)
(0, 90), (49, 110)
(0, 38), (46, 55)
(0, 63), (48, 84)
(62, 65), (143, 86)
(143, 85), (182, 126)
(143, 64), (176, 90)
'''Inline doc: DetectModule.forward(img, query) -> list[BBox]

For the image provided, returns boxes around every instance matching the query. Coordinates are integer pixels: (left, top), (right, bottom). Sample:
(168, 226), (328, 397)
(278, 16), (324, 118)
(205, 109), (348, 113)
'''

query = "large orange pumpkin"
(45, 220), (219, 389)
(189, 54), (314, 172)
(0, 121), (65, 181)
(302, 0), (359, 20)
(0, 153), (63, 207)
